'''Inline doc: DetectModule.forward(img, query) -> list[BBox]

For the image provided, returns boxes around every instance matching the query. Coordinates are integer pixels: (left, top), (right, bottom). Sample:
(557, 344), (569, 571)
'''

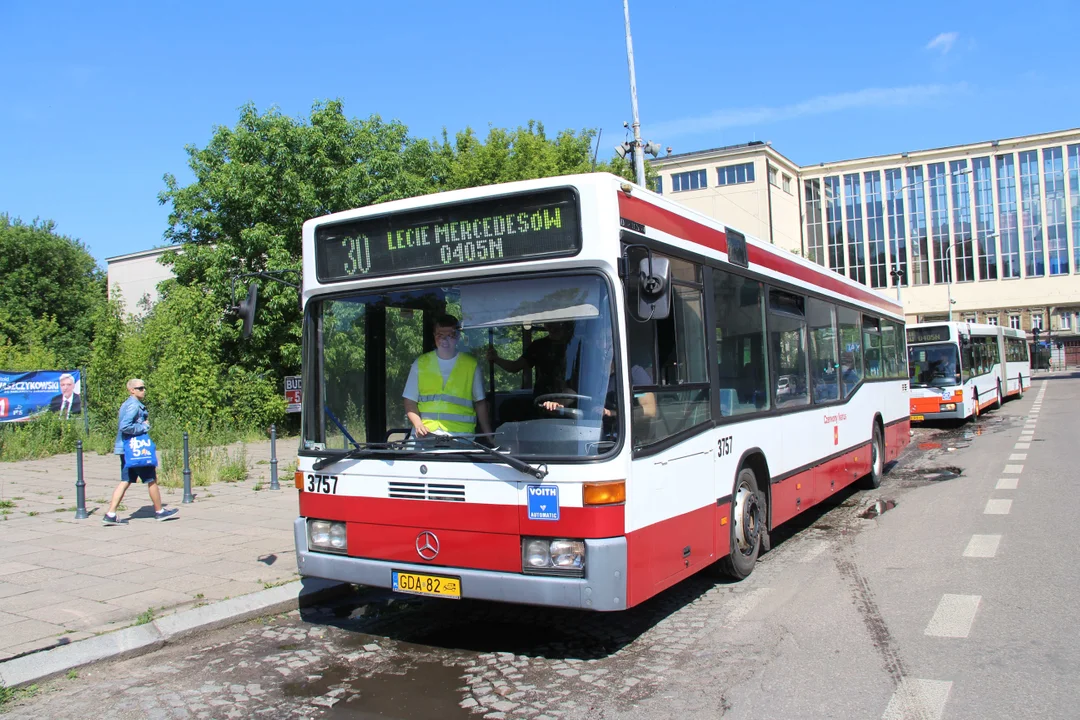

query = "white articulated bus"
(907, 321), (1030, 422)
(288, 173), (910, 611)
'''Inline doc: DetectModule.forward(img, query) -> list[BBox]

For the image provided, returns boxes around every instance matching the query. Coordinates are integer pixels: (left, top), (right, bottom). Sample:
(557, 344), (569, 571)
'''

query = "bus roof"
(303, 173), (904, 319)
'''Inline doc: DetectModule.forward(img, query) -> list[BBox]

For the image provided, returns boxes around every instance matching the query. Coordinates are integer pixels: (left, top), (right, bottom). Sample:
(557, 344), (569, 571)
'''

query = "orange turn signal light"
(583, 480), (625, 506)
(294, 471), (304, 489)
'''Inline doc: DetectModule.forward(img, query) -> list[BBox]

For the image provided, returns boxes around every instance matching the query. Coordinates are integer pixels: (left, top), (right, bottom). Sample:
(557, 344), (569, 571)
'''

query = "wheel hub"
(734, 486), (761, 554)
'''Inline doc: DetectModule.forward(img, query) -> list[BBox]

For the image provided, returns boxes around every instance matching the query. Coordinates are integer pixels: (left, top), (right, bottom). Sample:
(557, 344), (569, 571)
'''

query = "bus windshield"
(303, 273), (620, 459)
(908, 343), (961, 387)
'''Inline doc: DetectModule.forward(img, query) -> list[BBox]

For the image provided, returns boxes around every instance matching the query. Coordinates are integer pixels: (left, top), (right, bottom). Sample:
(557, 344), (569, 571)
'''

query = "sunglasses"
(133, 386), (146, 391)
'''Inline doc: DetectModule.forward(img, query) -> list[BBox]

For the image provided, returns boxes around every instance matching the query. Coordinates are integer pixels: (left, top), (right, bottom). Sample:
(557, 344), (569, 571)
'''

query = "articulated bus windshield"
(302, 274), (619, 459)
(908, 343), (961, 387)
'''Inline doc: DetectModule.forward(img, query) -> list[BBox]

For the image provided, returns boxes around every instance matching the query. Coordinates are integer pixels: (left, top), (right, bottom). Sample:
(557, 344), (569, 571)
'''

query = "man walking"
(102, 379), (178, 525)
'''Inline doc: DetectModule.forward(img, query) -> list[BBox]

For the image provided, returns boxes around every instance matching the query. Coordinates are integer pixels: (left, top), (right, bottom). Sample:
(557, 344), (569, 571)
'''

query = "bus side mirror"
(234, 282), (258, 338)
(638, 256), (671, 320)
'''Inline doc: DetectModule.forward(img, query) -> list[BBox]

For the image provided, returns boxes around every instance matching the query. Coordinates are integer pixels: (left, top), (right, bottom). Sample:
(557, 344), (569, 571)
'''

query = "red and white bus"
(290, 173), (910, 611)
(907, 321), (1030, 422)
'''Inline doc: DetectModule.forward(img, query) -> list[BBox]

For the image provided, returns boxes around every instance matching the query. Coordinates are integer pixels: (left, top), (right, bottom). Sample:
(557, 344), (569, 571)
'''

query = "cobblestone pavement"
(2, 419), (1005, 719)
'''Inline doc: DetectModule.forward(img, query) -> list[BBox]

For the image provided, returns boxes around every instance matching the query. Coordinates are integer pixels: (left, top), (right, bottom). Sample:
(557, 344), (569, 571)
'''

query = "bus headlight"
(941, 403), (957, 411)
(308, 519), (347, 554)
(522, 538), (585, 576)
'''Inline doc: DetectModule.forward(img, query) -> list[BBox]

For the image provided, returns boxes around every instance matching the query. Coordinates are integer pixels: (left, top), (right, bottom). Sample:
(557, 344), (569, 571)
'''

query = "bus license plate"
(910, 414), (924, 421)
(392, 570), (461, 599)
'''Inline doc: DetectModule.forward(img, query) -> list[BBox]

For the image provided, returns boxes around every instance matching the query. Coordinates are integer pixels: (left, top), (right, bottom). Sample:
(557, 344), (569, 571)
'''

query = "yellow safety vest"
(417, 351), (478, 433)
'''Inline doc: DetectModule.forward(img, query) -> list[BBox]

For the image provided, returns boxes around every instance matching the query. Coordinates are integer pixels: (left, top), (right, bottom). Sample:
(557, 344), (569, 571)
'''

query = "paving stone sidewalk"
(0, 440), (301, 662)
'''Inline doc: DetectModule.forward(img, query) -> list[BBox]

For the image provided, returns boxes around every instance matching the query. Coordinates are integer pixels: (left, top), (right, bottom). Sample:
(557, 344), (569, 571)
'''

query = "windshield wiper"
(310, 441), (412, 471)
(430, 434), (549, 480)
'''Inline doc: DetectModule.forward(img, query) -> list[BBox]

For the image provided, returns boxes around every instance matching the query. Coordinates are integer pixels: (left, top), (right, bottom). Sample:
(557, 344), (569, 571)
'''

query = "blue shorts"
(119, 456), (157, 484)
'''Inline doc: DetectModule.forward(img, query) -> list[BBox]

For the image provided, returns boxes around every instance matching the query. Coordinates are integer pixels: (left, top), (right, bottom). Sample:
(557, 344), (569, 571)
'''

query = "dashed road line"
(1014, 443), (1030, 450)
(881, 678), (953, 720)
(963, 535), (1002, 558)
(984, 499), (1012, 514)
(1002, 464), (1024, 474)
(996, 477), (1019, 490)
(1009, 453), (1027, 461)
(925, 594), (981, 638)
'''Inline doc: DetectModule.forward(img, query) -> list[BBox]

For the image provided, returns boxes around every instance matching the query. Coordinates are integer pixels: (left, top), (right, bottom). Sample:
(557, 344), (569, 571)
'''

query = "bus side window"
(837, 306), (863, 396)
(863, 315), (882, 379)
(807, 298), (839, 404)
(768, 289), (810, 407)
(713, 270), (768, 416)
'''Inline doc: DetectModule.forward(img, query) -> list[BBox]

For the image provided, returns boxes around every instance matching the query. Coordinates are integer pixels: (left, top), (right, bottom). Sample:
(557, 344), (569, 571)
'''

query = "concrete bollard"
(74, 440), (88, 519)
(182, 431), (194, 504)
(269, 424), (280, 490)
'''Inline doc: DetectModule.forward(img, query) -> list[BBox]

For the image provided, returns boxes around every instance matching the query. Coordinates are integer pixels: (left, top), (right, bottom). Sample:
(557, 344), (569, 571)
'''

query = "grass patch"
(252, 482), (264, 492)
(26, 511), (38, 517)
(0, 683), (40, 707)
(218, 445), (248, 483)
(0, 500), (14, 509)
(66, 669), (78, 680)
(134, 607), (156, 626)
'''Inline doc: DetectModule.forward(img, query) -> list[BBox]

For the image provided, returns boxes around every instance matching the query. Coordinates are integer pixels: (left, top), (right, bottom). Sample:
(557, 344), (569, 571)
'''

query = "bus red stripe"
(618, 193), (902, 315)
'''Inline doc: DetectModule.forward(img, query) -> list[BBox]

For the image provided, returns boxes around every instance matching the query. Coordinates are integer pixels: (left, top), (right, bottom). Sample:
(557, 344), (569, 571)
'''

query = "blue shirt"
(113, 396), (150, 454)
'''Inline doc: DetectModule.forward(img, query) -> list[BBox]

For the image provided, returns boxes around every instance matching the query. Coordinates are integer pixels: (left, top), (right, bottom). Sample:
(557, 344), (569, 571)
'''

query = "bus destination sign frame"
(314, 187), (581, 283)
(906, 325), (952, 345)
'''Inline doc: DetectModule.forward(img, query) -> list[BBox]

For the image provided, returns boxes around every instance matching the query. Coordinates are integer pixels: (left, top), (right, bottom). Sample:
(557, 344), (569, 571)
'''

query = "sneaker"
(102, 513), (121, 526)
(155, 508), (179, 522)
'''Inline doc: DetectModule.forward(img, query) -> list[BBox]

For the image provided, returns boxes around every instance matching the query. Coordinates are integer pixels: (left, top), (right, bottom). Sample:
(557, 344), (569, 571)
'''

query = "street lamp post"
(619, 0), (661, 187)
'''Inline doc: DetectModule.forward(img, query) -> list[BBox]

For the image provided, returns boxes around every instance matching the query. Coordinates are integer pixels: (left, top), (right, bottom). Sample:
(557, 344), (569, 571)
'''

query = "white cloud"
(648, 84), (963, 139)
(926, 32), (959, 54)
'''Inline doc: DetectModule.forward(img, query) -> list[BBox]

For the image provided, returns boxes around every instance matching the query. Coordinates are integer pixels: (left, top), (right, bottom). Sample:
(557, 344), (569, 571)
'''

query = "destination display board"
(906, 325), (952, 344)
(315, 188), (581, 282)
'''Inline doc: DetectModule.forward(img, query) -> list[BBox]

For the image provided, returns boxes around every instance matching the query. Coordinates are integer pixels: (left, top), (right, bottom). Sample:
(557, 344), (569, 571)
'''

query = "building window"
(865, 170), (887, 288)
(963, 315), (977, 324)
(1019, 150), (1045, 277)
(783, 174), (792, 193)
(652, 175), (663, 194)
(1069, 145), (1080, 273)
(716, 162), (755, 186)
(1009, 314), (1021, 330)
(986, 315), (999, 326)
(768, 166), (779, 187)
(805, 179), (825, 266)
(671, 169), (707, 192)
(1060, 313), (1071, 331)
(928, 163), (951, 283)
(1031, 313), (1044, 331)
(907, 166), (930, 285)
(950, 160), (975, 282)
(886, 168), (908, 287)
(996, 154), (1022, 279)
(972, 156), (998, 280)
(844, 174), (866, 285)
(824, 176), (845, 274)
(1043, 147), (1069, 275)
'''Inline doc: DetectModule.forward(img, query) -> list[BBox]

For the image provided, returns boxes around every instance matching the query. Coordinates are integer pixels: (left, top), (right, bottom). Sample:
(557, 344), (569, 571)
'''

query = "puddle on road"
(920, 466), (962, 482)
(284, 659), (470, 720)
(860, 498), (897, 519)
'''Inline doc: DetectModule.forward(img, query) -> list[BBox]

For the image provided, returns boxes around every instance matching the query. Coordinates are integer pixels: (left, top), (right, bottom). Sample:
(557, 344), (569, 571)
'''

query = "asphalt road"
(4, 375), (1073, 720)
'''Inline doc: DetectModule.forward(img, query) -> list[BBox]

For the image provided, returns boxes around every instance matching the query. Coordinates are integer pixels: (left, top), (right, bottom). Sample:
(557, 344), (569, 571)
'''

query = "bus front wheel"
(722, 467), (764, 580)
(861, 423), (885, 490)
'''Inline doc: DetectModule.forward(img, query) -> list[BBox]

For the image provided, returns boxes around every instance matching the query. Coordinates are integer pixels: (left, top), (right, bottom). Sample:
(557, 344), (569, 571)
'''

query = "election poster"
(0, 370), (83, 422)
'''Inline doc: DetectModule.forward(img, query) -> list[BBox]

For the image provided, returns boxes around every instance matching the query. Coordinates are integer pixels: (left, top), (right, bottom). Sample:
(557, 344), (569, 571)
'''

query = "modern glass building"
(651, 128), (1080, 367)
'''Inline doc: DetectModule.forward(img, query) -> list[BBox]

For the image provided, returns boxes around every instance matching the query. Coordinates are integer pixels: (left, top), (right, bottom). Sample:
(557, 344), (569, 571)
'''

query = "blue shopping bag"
(123, 433), (158, 468)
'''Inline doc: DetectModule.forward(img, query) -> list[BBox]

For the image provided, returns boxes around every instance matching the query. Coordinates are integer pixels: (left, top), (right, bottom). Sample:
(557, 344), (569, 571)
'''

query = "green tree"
(0, 215), (106, 367)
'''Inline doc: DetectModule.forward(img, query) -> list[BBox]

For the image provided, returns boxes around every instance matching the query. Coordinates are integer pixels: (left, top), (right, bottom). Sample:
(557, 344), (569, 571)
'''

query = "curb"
(0, 578), (351, 689)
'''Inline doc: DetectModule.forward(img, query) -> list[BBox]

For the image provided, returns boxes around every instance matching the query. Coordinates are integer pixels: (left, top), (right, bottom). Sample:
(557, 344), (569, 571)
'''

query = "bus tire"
(721, 467), (764, 580)
(973, 390), (980, 419)
(992, 381), (1002, 410)
(861, 423), (885, 490)
(1017, 375), (1024, 399)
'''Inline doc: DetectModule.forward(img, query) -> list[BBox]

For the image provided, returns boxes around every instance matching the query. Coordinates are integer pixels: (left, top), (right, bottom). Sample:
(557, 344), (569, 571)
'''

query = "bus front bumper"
(293, 518), (628, 612)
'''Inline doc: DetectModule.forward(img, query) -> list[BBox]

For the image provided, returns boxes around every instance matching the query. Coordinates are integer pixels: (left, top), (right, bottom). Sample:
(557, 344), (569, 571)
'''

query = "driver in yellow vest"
(402, 314), (494, 438)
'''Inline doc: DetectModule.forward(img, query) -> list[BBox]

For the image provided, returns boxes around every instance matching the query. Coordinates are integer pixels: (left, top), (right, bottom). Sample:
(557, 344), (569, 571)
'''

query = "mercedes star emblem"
(415, 531), (440, 560)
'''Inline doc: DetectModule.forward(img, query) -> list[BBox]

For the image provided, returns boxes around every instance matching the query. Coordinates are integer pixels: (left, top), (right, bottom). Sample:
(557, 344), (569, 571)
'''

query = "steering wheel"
(534, 393), (591, 420)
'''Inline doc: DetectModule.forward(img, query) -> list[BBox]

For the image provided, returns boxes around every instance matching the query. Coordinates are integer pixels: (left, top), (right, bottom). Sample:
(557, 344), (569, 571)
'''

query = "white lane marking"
(1014, 443), (1030, 450)
(963, 535), (1002, 558)
(996, 477), (1019, 490)
(881, 678), (953, 720)
(1009, 453), (1028, 461)
(1003, 464), (1024, 474)
(925, 594), (981, 638)
(722, 588), (772, 628)
(985, 499), (1013, 514)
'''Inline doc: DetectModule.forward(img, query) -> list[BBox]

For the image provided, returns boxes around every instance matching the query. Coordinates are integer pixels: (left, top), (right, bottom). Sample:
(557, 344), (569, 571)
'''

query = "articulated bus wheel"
(1017, 375), (1024, 399)
(722, 467), (764, 580)
(992, 381), (1002, 411)
(861, 423), (884, 490)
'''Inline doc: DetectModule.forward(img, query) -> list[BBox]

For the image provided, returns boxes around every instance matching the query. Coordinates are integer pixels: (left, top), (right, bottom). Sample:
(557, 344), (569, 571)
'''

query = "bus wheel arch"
(721, 451), (771, 580)
(1017, 375), (1024, 399)
(993, 380), (1002, 410)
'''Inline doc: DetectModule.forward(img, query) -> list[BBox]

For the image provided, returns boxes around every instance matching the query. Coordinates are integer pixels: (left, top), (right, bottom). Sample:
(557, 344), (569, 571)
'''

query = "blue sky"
(2, 0), (1077, 266)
